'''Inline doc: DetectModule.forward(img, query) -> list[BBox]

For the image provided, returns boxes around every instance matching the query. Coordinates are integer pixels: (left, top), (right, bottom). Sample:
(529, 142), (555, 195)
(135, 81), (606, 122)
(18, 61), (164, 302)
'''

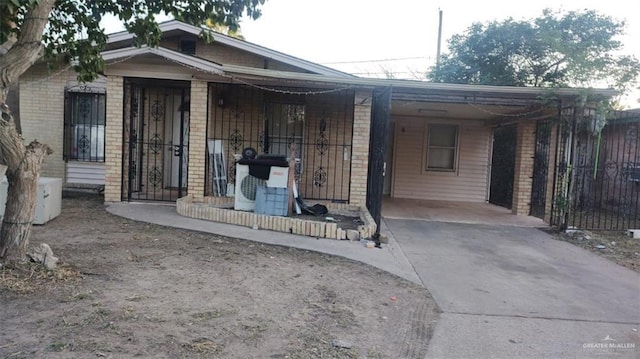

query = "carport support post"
(366, 86), (392, 237)
(512, 120), (536, 215)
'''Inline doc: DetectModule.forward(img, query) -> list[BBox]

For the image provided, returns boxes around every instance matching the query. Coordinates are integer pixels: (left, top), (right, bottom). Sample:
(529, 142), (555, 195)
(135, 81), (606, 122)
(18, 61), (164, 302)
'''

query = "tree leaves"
(1, 0), (266, 83)
(428, 8), (639, 96)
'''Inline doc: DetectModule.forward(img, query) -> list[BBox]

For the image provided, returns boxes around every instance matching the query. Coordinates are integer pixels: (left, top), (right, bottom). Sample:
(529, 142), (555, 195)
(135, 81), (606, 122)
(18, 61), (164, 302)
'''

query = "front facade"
(17, 20), (619, 232)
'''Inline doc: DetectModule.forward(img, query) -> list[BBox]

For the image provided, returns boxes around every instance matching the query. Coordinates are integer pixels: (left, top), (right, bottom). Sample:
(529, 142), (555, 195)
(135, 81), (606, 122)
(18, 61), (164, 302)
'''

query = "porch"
(382, 198), (545, 227)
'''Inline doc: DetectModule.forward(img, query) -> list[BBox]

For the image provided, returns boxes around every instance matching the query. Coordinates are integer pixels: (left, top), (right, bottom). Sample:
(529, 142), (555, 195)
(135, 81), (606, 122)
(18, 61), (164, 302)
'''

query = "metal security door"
(530, 121), (551, 218)
(489, 125), (517, 208)
(124, 82), (189, 201)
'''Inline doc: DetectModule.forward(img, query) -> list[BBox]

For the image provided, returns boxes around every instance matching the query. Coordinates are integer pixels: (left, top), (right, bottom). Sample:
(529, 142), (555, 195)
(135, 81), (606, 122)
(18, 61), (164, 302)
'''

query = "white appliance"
(208, 139), (227, 196)
(234, 164), (266, 211)
(266, 166), (289, 188)
(0, 177), (62, 225)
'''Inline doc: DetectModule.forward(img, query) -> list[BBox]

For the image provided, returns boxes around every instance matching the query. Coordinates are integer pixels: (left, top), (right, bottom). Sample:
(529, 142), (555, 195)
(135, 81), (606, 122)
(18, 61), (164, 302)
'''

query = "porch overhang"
(106, 20), (353, 78)
(101, 45), (224, 79)
(221, 64), (618, 124)
(221, 64), (618, 98)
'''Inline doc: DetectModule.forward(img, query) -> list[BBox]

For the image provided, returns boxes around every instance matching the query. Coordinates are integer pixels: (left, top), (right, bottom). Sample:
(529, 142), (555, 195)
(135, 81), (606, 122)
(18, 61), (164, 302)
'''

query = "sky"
(103, 0), (640, 107)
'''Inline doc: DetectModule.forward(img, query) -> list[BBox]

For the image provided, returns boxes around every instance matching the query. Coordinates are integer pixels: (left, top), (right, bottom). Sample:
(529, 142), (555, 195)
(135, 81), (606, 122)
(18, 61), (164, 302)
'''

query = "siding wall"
(66, 162), (105, 185)
(160, 36), (310, 73)
(392, 117), (491, 202)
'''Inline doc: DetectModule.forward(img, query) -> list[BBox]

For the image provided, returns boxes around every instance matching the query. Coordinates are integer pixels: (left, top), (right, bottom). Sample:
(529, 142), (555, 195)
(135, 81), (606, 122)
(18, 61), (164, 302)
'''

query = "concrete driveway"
(385, 219), (640, 359)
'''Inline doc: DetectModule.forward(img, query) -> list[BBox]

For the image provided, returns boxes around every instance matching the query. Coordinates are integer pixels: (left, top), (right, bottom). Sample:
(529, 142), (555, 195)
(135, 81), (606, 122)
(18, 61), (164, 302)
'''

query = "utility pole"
(436, 9), (443, 73)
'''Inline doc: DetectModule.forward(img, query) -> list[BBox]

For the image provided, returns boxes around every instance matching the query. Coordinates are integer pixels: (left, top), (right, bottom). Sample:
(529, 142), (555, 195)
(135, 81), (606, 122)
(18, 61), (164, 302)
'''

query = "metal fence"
(550, 108), (640, 230)
(205, 83), (355, 202)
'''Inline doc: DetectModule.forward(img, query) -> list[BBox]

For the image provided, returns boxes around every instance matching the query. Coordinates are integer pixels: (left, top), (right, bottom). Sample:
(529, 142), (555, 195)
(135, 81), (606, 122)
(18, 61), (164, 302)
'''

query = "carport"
(383, 197), (545, 227)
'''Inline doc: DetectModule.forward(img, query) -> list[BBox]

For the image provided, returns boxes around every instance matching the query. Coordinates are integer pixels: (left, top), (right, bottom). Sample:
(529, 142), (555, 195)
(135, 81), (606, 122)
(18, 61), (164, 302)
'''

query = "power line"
(350, 71), (425, 75)
(322, 56), (433, 65)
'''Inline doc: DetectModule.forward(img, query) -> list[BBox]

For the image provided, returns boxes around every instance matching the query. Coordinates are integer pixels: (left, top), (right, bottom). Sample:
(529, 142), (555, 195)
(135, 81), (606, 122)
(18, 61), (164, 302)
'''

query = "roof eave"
(222, 65), (618, 99)
(101, 46), (224, 75)
(106, 20), (353, 78)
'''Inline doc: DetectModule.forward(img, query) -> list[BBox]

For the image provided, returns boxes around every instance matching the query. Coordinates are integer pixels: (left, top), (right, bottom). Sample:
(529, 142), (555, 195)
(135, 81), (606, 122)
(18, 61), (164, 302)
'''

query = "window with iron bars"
(64, 90), (106, 162)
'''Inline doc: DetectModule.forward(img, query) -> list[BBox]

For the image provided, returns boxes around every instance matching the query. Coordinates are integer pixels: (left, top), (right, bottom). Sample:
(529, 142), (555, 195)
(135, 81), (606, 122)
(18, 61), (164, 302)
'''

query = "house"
(16, 20), (618, 237)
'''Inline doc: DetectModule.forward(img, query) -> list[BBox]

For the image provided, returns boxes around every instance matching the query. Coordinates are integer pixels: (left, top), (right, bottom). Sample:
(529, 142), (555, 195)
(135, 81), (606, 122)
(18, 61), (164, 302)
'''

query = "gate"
(366, 86), (392, 235)
(123, 80), (190, 201)
(530, 120), (551, 218)
(489, 125), (517, 208)
(551, 108), (640, 230)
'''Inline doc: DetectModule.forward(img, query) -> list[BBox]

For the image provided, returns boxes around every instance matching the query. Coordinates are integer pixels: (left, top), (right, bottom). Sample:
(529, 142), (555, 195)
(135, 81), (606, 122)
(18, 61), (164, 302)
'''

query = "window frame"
(423, 122), (460, 173)
(63, 89), (107, 163)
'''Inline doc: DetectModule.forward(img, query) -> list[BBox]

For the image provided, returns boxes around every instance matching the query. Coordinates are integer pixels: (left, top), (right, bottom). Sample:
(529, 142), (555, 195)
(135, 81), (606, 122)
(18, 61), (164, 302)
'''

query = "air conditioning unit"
(0, 177), (62, 225)
(234, 164), (266, 211)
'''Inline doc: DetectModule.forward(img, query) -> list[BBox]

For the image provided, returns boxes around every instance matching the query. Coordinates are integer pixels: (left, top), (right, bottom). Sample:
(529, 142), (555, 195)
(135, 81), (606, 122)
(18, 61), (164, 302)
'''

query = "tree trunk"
(0, 0), (56, 261)
(0, 110), (51, 260)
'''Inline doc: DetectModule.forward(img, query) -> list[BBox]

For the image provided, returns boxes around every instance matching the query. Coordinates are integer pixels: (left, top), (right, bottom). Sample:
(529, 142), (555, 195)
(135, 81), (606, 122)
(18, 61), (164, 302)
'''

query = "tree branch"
(0, 0), (56, 103)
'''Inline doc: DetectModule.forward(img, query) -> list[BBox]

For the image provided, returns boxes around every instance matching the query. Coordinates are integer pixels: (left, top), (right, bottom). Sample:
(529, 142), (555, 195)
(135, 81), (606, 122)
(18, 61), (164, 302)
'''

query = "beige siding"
(66, 162), (105, 185)
(392, 117), (491, 202)
(160, 36), (311, 73)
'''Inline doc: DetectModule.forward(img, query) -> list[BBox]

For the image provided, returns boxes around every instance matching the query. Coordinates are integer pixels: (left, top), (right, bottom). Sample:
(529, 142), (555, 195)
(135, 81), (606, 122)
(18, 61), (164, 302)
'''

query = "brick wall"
(104, 76), (124, 202)
(187, 80), (208, 198)
(19, 65), (68, 180)
(349, 90), (372, 206)
(512, 121), (536, 215)
(177, 195), (377, 240)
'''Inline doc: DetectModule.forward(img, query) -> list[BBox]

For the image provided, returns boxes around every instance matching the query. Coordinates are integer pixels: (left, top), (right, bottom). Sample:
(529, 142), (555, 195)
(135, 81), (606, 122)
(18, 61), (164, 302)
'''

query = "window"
(426, 124), (458, 171)
(264, 103), (304, 158)
(179, 39), (197, 55)
(64, 91), (106, 162)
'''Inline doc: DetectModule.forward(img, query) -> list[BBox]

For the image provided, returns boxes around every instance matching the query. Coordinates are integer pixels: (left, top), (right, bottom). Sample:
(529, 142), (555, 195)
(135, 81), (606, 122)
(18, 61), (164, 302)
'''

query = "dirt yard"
(553, 229), (640, 273)
(0, 192), (438, 359)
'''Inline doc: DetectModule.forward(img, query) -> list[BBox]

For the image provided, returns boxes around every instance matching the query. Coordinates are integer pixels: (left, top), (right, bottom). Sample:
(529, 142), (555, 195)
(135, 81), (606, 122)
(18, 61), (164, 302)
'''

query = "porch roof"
(106, 20), (352, 78)
(101, 45), (224, 75)
(221, 64), (618, 101)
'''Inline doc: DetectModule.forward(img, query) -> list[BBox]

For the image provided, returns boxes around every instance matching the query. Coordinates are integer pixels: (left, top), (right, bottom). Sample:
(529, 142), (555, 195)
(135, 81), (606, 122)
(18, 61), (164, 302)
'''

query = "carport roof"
(221, 64), (619, 101)
(100, 43), (618, 105)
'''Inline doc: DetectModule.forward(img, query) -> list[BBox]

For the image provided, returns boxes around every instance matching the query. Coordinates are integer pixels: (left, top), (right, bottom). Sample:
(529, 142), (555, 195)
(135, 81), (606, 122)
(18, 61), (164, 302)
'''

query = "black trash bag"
(296, 197), (328, 216)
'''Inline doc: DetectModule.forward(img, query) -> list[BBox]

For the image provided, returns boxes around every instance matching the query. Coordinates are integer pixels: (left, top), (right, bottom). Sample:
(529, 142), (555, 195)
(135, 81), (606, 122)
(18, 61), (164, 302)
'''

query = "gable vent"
(179, 39), (197, 55)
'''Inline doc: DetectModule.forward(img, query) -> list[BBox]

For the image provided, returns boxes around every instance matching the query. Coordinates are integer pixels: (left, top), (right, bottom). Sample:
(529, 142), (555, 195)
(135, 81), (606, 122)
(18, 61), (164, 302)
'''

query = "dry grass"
(554, 230), (640, 272)
(0, 261), (83, 294)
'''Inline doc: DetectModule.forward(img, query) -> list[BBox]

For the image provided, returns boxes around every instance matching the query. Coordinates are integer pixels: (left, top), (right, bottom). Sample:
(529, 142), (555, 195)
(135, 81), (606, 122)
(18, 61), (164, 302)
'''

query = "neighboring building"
(17, 20), (617, 233)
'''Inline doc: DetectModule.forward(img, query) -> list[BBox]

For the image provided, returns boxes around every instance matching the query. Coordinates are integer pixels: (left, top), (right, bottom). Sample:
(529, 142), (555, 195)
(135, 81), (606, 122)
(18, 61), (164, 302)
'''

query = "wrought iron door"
(530, 121), (551, 218)
(489, 125), (517, 208)
(124, 81), (190, 201)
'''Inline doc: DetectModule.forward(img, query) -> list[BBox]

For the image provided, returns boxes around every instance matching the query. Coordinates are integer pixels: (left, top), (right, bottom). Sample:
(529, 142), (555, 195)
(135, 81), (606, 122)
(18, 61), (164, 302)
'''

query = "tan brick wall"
(349, 90), (372, 206)
(512, 121), (536, 215)
(104, 76), (124, 202)
(176, 195), (376, 240)
(19, 65), (68, 180)
(187, 80), (208, 198)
